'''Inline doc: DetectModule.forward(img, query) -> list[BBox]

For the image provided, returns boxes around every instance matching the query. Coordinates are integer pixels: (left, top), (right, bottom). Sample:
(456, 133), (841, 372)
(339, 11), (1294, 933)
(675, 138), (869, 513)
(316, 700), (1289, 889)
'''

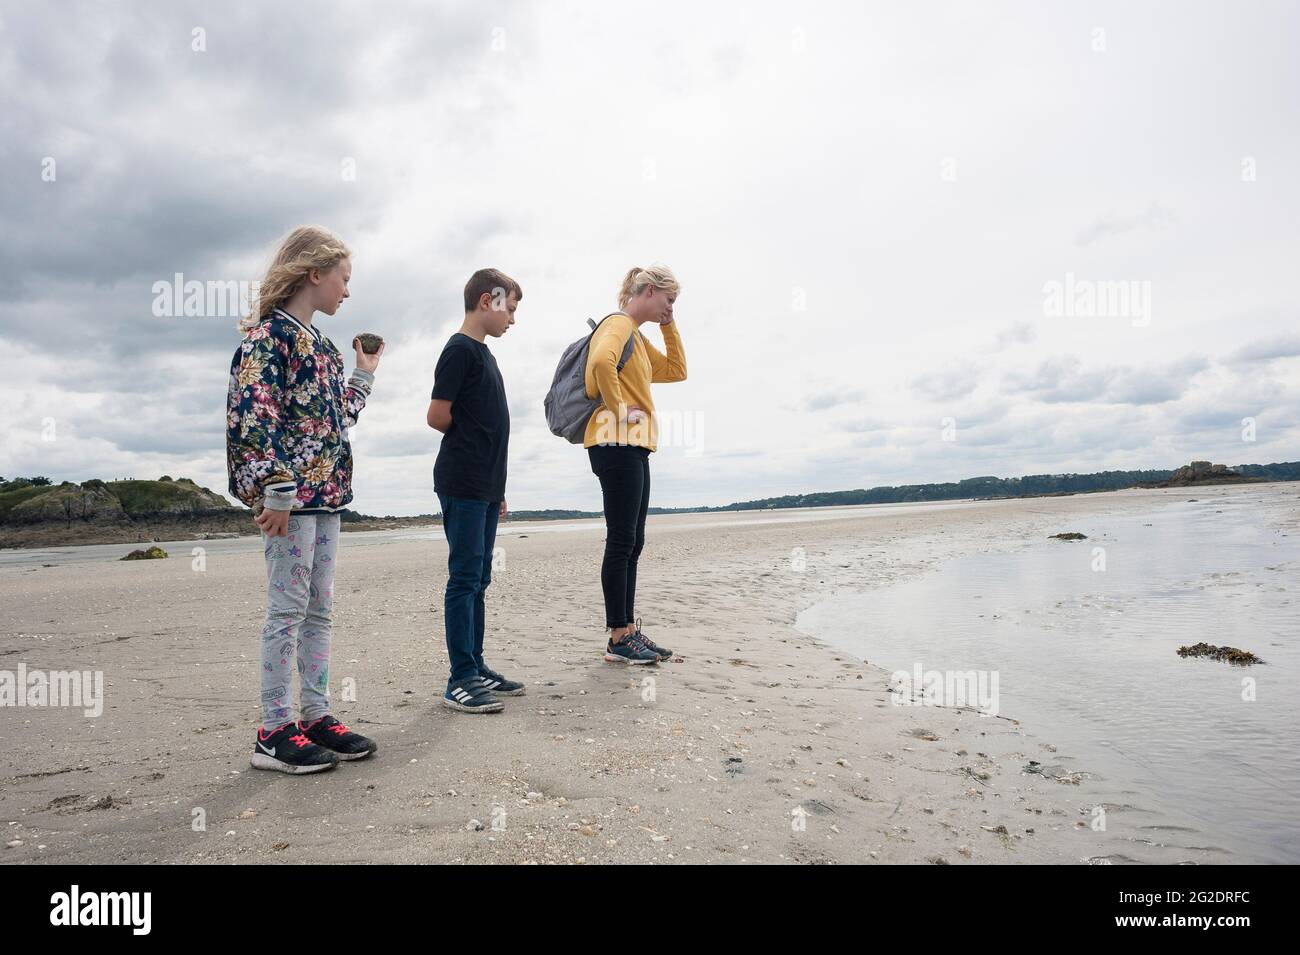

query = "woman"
(583, 264), (687, 664)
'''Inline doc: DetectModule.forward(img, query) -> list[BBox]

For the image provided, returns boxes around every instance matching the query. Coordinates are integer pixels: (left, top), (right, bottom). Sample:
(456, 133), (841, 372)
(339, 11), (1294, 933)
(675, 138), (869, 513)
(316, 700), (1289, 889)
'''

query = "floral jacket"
(226, 308), (374, 512)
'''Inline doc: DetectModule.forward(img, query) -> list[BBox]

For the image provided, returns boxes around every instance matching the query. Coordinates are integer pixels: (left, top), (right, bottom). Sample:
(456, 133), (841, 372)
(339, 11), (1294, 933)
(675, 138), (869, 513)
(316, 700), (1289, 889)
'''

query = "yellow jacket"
(583, 312), (687, 451)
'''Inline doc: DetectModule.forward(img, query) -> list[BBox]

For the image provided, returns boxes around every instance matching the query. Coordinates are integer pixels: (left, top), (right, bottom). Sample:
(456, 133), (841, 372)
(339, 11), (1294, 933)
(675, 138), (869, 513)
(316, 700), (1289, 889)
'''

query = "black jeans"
(589, 444), (651, 629)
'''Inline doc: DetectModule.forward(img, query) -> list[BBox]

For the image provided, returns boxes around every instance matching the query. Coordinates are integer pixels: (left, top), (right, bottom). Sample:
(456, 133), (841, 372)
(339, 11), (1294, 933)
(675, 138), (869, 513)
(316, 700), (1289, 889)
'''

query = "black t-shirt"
(431, 333), (509, 502)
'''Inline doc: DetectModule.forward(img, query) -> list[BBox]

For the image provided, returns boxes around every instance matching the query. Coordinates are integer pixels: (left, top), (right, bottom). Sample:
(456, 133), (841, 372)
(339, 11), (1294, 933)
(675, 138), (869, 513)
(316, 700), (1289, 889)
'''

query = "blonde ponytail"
(618, 263), (680, 310)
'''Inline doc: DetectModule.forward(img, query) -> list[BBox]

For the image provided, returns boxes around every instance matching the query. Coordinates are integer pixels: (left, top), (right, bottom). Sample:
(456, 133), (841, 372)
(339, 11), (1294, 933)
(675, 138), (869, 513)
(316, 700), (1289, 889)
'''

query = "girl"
(583, 265), (687, 665)
(226, 225), (383, 773)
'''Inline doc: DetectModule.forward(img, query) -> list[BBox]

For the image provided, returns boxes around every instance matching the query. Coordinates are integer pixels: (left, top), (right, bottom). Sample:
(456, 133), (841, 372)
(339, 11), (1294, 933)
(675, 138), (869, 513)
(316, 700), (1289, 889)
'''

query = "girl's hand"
(354, 340), (384, 374)
(255, 507), (290, 537)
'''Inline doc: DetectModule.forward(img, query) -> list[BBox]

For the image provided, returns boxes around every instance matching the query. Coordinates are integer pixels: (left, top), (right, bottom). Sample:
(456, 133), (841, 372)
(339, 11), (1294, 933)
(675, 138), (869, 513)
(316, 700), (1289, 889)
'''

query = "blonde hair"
(618, 264), (679, 310)
(240, 225), (352, 331)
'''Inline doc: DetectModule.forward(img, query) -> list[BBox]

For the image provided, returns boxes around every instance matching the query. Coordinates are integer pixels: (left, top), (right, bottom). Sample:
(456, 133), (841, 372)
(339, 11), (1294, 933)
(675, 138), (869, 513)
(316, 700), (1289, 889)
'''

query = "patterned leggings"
(259, 513), (340, 730)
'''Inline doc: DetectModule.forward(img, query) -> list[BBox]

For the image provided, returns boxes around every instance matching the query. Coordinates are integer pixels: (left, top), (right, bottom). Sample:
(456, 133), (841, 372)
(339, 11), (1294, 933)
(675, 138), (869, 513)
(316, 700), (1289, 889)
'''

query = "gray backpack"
(544, 313), (637, 443)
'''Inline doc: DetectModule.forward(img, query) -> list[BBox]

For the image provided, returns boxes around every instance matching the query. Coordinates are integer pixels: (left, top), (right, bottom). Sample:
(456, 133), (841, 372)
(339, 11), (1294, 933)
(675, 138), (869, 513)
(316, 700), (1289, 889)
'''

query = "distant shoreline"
(4, 478), (1295, 552)
(2, 462), (1294, 550)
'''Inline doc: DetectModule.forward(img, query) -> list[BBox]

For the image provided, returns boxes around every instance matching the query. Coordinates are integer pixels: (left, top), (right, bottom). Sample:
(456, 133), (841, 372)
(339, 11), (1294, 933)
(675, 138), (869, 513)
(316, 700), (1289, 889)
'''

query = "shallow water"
(796, 487), (1300, 862)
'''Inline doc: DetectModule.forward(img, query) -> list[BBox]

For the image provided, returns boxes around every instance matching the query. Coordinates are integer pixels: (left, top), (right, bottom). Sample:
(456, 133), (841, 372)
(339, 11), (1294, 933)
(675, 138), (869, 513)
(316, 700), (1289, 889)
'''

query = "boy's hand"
(499, 499), (508, 520)
(255, 507), (290, 537)
(354, 340), (384, 374)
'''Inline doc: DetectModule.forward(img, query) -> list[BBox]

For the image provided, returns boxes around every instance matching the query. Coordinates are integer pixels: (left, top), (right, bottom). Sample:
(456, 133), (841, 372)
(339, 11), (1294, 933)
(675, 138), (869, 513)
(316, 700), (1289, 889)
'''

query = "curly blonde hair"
(240, 225), (352, 331)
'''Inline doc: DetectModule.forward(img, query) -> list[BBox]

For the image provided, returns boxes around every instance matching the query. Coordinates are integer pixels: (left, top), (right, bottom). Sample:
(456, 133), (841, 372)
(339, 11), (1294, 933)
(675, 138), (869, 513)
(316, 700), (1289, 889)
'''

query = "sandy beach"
(0, 487), (1283, 865)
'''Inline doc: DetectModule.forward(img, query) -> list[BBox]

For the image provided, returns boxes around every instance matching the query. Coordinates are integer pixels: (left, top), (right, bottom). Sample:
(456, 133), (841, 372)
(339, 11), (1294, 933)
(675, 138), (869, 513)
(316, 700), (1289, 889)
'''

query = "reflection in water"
(797, 493), (1300, 863)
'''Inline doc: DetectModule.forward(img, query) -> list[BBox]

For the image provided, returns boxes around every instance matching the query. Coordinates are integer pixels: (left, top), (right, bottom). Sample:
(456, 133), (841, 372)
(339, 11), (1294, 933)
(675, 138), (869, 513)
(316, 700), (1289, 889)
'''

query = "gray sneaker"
(632, 617), (673, 660)
(603, 633), (659, 665)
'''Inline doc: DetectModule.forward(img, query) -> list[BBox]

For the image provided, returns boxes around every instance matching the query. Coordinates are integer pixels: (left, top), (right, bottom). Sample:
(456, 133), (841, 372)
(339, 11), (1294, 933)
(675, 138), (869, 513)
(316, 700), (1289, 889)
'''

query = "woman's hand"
(626, 406), (647, 425)
(499, 499), (508, 520)
(354, 340), (384, 374)
(254, 507), (290, 537)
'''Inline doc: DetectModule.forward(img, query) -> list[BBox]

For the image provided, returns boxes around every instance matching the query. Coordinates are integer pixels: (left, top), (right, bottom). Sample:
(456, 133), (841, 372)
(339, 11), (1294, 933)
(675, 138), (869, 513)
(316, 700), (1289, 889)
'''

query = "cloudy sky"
(2, 0), (1297, 515)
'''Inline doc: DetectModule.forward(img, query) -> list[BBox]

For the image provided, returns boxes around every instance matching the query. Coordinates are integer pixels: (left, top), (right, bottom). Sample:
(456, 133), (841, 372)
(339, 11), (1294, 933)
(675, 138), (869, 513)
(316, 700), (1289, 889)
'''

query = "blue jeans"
(438, 493), (500, 686)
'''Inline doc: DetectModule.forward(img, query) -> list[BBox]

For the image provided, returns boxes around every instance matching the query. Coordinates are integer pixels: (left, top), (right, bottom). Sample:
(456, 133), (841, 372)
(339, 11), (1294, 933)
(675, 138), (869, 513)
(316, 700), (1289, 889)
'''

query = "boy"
(426, 268), (524, 712)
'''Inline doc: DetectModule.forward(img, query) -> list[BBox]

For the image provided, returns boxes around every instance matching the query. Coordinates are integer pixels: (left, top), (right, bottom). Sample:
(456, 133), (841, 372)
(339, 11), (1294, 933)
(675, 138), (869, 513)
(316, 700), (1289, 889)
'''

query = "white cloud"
(1074, 202), (1178, 247)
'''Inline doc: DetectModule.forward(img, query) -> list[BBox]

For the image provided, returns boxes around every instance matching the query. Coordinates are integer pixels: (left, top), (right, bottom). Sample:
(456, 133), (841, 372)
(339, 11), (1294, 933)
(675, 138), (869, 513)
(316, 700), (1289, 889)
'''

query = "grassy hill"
(0, 482), (51, 520)
(0, 476), (244, 547)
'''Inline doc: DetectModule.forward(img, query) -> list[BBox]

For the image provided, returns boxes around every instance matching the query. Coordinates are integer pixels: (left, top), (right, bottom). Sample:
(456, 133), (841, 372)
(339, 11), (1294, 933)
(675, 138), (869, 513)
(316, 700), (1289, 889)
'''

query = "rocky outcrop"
(1142, 461), (1262, 488)
(4, 480), (128, 526)
(108, 477), (234, 520)
(0, 476), (246, 547)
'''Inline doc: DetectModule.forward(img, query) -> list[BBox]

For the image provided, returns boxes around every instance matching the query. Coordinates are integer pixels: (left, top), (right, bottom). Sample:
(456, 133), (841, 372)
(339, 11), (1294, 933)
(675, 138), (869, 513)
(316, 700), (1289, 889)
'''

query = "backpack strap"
(588, 312), (638, 373)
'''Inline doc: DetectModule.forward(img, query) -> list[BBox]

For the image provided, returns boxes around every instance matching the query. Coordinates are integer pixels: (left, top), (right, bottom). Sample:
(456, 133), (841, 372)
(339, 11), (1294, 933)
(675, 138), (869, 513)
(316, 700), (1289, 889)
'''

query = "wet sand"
(0, 488), (1263, 864)
(798, 484), (1300, 863)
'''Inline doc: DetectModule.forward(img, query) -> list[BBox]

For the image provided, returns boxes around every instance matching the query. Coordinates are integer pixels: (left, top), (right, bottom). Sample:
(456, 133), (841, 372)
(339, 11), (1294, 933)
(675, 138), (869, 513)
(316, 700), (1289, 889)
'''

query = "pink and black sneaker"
(251, 722), (339, 774)
(299, 714), (378, 761)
